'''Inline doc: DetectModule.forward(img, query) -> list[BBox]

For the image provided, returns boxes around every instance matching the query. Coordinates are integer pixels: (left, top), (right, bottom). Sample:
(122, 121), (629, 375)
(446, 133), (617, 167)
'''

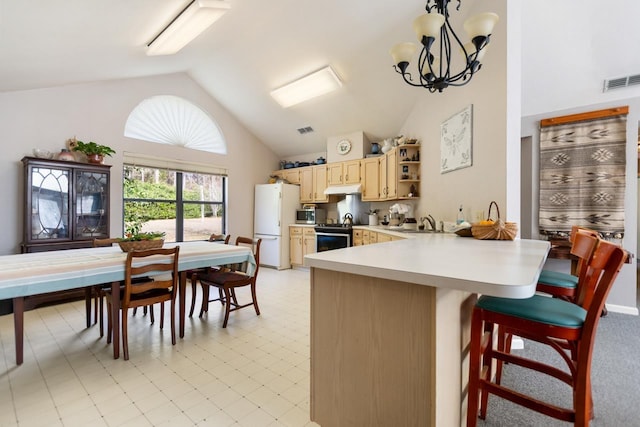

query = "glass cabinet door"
(30, 167), (70, 240)
(74, 170), (109, 239)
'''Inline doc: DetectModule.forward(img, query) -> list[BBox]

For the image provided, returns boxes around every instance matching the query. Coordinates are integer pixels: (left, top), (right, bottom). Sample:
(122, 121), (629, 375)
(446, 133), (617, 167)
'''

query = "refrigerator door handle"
(256, 235), (278, 240)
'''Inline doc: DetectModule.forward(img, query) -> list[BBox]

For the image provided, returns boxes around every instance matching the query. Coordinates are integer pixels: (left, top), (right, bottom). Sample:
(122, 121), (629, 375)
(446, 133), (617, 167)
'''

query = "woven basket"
(471, 201), (518, 241)
(118, 239), (164, 252)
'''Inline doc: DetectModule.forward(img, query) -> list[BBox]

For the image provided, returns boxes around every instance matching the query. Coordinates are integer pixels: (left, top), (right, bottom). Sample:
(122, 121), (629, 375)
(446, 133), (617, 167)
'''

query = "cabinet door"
(27, 165), (71, 243)
(379, 155), (388, 200)
(361, 158), (380, 201)
(313, 165), (328, 202)
(386, 149), (397, 199)
(326, 163), (343, 185)
(283, 169), (301, 184)
(299, 168), (314, 203)
(377, 233), (393, 243)
(353, 229), (363, 246)
(74, 170), (109, 239)
(290, 227), (303, 265)
(343, 160), (361, 184)
(303, 228), (316, 256)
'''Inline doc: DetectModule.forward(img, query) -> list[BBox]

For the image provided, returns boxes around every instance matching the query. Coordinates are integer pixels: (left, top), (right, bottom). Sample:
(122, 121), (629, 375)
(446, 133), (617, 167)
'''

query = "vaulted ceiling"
(1, 0), (640, 157)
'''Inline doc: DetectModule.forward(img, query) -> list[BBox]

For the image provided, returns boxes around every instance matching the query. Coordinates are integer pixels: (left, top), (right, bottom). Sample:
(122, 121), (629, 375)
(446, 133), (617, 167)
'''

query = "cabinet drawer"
(290, 227), (303, 236)
(303, 228), (316, 236)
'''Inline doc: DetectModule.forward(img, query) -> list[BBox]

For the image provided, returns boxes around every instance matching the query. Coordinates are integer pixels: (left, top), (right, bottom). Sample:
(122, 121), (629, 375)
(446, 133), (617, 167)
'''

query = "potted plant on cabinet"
(72, 140), (116, 164)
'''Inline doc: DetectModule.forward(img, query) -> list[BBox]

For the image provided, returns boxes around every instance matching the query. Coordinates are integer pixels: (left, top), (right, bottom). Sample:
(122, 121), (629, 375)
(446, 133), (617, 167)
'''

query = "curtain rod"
(540, 106), (629, 128)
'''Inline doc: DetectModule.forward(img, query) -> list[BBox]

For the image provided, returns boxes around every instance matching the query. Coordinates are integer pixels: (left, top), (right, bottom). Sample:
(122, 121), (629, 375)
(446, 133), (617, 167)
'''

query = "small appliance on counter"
(403, 218), (417, 231)
(296, 205), (326, 224)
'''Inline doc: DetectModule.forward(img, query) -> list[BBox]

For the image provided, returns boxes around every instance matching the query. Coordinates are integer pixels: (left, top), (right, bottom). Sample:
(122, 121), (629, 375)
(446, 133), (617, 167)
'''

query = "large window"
(123, 165), (226, 242)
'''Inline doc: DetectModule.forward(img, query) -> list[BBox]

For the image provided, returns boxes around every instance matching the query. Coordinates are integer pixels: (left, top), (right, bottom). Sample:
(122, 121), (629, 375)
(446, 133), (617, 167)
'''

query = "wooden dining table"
(0, 240), (256, 365)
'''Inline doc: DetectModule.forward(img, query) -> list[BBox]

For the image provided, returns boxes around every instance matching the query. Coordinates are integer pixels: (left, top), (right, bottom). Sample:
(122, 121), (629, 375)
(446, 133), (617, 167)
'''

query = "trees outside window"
(123, 165), (226, 242)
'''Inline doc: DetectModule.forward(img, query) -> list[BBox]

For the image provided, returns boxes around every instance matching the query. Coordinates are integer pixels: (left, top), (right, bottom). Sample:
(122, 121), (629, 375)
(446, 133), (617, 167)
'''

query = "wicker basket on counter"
(118, 239), (164, 252)
(471, 201), (518, 241)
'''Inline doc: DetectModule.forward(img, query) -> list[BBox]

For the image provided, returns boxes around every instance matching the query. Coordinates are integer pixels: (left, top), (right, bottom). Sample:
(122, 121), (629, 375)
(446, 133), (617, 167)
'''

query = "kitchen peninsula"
(304, 233), (550, 427)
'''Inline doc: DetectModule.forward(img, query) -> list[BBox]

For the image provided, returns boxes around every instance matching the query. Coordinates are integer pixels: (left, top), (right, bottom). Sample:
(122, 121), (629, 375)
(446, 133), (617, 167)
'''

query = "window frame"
(122, 164), (227, 242)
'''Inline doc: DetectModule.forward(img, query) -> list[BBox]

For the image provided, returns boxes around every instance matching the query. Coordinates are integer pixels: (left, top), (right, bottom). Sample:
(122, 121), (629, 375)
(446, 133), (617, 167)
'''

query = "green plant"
(73, 140), (116, 157)
(119, 231), (166, 242)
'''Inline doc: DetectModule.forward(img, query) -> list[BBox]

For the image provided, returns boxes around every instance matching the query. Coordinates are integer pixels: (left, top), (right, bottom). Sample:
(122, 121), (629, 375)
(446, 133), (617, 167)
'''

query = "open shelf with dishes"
(397, 144), (420, 199)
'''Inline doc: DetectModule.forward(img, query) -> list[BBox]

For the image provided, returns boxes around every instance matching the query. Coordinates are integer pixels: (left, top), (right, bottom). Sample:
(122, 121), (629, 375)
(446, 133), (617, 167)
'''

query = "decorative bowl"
(118, 239), (164, 252)
(33, 149), (53, 159)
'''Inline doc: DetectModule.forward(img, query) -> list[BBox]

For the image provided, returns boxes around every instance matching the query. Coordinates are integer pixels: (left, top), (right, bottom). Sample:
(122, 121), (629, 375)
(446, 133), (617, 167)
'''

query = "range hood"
(324, 184), (362, 195)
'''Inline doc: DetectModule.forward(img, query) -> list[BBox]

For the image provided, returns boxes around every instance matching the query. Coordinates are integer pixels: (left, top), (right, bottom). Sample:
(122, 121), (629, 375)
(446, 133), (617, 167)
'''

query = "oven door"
(316, 232), (351, 252)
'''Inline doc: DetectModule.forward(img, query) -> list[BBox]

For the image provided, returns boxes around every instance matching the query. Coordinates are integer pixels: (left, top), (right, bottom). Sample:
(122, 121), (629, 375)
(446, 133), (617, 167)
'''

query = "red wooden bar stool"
(537, 225), (600, 302)
(467, 234), (627, 426)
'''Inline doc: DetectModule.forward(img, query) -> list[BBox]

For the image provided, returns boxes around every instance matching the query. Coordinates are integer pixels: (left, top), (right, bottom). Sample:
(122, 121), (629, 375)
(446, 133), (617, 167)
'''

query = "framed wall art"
(440, 104), (472, 173)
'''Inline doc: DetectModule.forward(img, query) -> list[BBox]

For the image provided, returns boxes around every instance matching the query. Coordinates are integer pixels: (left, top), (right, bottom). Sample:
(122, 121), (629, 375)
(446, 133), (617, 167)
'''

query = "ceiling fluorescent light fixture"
(270, 66), (342, 108)
(147, 0), (230, 56)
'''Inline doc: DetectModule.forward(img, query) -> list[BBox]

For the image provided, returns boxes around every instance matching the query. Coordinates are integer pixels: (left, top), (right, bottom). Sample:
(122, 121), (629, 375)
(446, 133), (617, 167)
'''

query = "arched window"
(124, 95), (227, 154)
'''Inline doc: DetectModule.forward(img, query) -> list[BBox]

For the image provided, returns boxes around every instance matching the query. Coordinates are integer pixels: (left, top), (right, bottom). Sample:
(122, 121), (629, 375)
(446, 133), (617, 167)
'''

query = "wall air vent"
(603, 74), (640, 92)
(297, 126), (314, 134)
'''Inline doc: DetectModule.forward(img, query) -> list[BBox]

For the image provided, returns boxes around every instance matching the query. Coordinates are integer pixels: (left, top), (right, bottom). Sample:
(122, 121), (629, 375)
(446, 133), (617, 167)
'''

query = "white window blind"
(123, 152), (228, 176)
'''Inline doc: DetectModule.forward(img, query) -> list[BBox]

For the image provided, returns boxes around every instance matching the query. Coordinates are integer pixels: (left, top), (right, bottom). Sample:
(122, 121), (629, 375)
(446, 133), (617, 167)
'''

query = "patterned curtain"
(539, 113), (627, 239)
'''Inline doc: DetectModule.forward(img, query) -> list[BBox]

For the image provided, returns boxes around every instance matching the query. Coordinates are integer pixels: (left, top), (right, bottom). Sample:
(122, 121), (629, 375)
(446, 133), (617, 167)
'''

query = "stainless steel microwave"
(296, 208), (326, 224)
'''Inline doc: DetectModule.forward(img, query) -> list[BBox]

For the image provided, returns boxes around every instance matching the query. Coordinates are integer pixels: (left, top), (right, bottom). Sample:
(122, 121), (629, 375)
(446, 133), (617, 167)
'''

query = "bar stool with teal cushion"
(537, 226), (599, 301)
(467, 235), (627, 426)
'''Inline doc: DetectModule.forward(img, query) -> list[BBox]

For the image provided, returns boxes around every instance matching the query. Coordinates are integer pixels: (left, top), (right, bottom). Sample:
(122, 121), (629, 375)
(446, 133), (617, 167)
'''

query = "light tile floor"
(0, 268), (320, 427)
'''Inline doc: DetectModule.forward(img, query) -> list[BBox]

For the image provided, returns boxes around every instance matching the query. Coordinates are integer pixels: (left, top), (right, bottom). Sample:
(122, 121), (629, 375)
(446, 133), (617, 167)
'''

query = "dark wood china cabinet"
(14, 157), (111, 314)
(22, 156), (111, 253)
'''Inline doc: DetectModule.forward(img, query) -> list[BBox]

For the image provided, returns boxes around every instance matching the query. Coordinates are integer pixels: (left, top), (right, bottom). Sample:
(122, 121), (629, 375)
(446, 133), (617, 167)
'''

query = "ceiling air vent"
(297, 126), (314, 134)
(603, 74), (640, 92)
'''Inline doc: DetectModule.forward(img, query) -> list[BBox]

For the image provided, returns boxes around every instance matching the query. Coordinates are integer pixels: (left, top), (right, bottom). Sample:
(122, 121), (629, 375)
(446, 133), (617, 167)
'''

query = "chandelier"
(390, 0), (498, 93)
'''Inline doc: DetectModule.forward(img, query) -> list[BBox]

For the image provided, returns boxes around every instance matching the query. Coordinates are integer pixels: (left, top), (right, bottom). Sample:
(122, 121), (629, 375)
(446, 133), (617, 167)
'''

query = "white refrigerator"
(254, 183), (300, 269)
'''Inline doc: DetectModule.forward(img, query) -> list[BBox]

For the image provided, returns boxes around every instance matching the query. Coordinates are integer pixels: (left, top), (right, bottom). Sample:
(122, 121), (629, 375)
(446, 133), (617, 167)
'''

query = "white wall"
(0, 73), (279, 255)
(521, 101), (639, 314)
(399, 0), (515, 226)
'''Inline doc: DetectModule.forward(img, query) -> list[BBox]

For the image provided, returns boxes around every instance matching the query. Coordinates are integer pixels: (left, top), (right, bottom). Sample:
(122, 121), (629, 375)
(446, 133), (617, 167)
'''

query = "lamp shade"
(390, 42), (418, 66)
(463, 12), (499, 39)
(413, 13), (445, 42)
(462, 42), (487, 62)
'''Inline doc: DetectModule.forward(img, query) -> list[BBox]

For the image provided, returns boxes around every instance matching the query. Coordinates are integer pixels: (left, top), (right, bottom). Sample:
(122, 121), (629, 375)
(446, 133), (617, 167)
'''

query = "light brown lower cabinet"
(290, 226), (316, 266)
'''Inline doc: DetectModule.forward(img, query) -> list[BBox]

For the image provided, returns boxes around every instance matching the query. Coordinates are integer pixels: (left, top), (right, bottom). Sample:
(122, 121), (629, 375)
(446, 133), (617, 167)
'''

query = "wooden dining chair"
(92, 238), (157, 337)
(193, 237), (261, 328)
(104, 246), (180, 360)
(91, 238), (123, 337)
(187, 234), (231, 317)
(467, 235), (627, 426)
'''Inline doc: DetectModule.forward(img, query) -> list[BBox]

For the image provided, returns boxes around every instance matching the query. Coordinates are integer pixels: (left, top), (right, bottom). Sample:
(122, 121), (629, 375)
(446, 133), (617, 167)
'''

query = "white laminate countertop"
(304, 233), (550, 299)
